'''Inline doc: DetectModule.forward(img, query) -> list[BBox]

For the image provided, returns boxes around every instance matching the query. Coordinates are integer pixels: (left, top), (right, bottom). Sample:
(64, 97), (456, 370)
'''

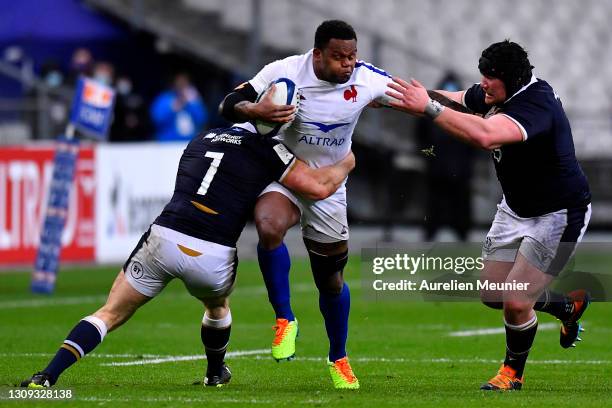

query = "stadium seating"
(179, 0), (610, 127)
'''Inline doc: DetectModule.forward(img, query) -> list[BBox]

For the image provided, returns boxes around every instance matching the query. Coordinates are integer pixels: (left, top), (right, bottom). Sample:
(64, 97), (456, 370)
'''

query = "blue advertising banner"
(31, 136), (80, 294)
(69, 77), (116, 140)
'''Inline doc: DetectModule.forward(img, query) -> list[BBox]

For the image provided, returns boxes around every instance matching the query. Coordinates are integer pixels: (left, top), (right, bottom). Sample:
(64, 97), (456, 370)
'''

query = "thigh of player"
(299, 187), (349, 244)
(93, 270), (152, 332)
(255, 183), (301, 248)
(141, 224), (238, 301)
(519, 204), (591, 277)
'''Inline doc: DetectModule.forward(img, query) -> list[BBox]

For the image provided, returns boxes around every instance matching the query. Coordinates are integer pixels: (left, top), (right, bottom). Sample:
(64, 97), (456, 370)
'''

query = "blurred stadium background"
(1, 0), (611, 266)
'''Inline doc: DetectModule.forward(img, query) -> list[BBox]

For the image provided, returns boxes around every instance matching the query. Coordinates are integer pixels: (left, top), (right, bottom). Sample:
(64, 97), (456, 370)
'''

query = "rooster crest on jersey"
(254, 78), (300, 137)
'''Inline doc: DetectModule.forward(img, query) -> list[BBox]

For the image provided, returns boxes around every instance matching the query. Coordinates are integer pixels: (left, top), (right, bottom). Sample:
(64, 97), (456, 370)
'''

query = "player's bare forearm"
(427, 90), (473, 114)
(432, 109), (520, 150)
(306, 152), (355, 199)
(386, 77), (521, 149)
(324, 151), (356, 190)
(233, 101), (258, 122)
(431, 89), (465, 105)
(281, 153), (355, 201)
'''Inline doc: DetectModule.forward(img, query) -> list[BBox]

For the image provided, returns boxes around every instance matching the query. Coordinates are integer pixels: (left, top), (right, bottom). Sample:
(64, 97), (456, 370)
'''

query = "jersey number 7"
(197, 151), (224, 196)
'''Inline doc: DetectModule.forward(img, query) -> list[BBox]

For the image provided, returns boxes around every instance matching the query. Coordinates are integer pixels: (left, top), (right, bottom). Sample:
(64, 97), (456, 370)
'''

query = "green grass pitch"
(1, 258), (611, 407)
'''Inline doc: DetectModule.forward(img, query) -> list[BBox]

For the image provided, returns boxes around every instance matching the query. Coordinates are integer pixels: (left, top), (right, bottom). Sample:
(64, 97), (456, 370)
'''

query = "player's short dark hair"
(314, 20), (357, 50)
(478, 40), (534, 98)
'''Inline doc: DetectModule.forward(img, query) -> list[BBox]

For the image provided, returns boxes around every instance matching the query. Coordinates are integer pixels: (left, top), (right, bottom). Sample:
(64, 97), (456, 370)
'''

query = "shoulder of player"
(354, 60), (392, 80)
(504, 79), (556, 108)
(268, 52), (310, 70)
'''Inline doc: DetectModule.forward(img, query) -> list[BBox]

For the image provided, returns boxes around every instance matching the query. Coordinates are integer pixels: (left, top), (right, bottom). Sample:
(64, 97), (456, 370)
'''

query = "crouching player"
(21, 126), (355, 388)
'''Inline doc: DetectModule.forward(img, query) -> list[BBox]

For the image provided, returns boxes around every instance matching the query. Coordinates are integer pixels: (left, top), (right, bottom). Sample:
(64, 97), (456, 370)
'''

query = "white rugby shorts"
(123, 224), (237, 299)
(482, 198), (591, 276)
(259, 181), (349, 243)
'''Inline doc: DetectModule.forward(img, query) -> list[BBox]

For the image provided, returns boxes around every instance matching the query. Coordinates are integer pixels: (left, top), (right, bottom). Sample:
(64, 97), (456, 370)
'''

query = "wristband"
(424, 99), (445, 119)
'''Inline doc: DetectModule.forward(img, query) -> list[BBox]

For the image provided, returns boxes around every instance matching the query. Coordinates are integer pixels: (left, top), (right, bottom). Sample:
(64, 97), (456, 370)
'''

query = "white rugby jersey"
(236, 50), (393, 167)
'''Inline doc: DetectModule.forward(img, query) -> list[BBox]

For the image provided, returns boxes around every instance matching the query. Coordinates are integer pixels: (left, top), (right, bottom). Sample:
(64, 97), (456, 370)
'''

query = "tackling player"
(21, 126), (355, 389)
(386, 40), (592, 391)
(219, 20), (395, 390)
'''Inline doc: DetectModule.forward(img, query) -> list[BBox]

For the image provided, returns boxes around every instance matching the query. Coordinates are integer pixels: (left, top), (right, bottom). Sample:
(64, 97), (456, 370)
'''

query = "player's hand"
(251, 84), (296, 123)
(385, 77), (429, 115)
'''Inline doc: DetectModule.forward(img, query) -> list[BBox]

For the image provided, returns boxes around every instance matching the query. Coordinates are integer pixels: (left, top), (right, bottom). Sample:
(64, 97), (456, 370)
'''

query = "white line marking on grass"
(102, 348), (269, 366)
(0, 352), (167, 359)
(100, 350), (612, 368)
(448, 322), (557, 337)
(0, 295), (107, 309)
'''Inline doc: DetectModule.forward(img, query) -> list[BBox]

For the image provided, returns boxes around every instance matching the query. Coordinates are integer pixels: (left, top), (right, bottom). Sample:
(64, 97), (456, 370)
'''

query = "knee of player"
(314, 274), (344, 295)
(255, 216), (289, 244)
(502, 298), (531, 316)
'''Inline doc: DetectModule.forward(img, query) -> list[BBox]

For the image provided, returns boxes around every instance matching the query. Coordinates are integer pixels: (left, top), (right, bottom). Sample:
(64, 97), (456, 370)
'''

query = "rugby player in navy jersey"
(386, 40), (591, 391)
(20, 127), (355, 389)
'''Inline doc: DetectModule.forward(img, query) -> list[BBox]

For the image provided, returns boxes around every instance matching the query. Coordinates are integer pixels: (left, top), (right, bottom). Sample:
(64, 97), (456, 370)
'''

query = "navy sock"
(319, 283), (350, 362)
(201, 312), (232, 377)
(44, 317), (107, 384)
(257, 243), (295, 321)
(504, 315), (538, 378)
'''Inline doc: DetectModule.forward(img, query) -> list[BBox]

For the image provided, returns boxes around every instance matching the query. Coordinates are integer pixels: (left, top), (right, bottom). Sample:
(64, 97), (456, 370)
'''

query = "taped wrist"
(424, 98), (445, 119)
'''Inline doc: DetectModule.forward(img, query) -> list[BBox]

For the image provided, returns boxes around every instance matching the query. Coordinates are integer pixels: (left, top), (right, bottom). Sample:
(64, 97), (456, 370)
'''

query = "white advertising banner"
(95, 142), (185, 263)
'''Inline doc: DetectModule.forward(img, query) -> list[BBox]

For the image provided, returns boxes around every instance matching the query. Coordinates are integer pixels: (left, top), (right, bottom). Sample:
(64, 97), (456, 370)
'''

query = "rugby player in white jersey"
(219, 20), (395, 389)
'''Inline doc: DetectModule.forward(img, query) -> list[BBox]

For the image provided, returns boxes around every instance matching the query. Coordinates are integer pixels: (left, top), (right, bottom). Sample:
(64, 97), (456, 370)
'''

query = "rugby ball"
(254, 78), (299, 137)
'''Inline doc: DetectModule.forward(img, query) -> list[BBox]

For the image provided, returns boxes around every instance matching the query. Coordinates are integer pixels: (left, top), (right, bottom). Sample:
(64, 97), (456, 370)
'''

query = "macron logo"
(303, 122), (350, 133)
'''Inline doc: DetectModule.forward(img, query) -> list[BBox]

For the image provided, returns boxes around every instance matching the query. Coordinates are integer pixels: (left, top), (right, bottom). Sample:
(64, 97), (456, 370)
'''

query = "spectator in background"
(91, 61), (115, 86)
(150, 73), (208, 142)
(109, 74), (152, 142)
(28, 60), (69, 139)
(417, 71), (474, 241)
(68, 48), (93, 84)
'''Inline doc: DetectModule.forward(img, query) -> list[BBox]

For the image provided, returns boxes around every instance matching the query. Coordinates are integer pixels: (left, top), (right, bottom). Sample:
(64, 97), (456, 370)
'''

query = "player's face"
(313, 39), (357, 84)
(480, 75), (507, 105)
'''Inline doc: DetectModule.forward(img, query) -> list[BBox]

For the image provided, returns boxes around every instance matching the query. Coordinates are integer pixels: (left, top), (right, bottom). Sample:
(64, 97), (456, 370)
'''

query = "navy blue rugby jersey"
(463, 77), (591, 217)
(155, 127), (296, 247)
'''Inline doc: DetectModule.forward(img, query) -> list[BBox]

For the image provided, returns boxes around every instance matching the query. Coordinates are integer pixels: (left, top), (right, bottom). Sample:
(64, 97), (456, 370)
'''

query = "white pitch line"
(101, 350), (612, 367)
(0, 352), (166, 359)
(0, 295), (107, 309)
(6, 350), (608, 367)
(102, 348), (269, 366)
(448, 322), (558, 337)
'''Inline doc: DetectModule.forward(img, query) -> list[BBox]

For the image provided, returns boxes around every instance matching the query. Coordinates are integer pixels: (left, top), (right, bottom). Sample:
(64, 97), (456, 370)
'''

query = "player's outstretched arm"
(429, 89), (465, 106)
(427, 90), (473, 114)
(281, 152), (356, 201)
(219, 82), (295, 123)
(386, 77), (523, 150)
